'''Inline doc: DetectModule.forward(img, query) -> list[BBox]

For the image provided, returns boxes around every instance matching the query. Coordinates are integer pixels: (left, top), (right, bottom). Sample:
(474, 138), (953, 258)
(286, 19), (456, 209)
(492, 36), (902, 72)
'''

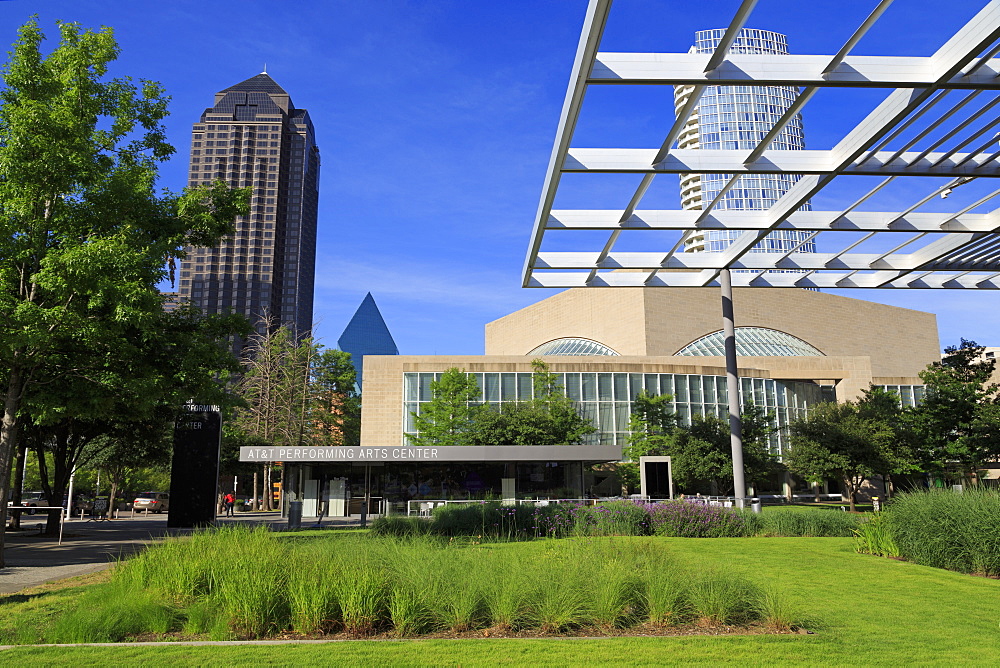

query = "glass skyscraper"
(178, 73), (319, 340)
(675, 29), (814, 255)
(338, 292), (399, 390)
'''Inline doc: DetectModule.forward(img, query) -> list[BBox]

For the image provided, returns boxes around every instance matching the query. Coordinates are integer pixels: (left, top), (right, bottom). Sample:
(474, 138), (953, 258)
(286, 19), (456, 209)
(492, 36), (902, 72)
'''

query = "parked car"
(6, 491), (47, 515)
(133, 492), (170, 513)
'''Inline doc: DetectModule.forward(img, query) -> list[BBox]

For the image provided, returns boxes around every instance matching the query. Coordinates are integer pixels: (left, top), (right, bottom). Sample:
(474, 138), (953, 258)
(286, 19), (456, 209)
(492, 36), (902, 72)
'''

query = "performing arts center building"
(263, 287), (939, 517)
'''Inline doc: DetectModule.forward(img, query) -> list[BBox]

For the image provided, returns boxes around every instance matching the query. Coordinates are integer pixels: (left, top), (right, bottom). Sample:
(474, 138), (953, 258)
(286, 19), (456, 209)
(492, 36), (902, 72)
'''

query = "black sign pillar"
(169, 403), (222, 528)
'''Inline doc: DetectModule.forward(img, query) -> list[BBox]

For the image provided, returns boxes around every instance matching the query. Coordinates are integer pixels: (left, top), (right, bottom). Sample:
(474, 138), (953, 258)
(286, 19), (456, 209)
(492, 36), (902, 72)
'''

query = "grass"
(741, 505), (860, 537)
(0, 527), (783, 643)
(883, 488), (1000, 575)
(3, 534), (1000, 665)
(0, 537), (1000, 666)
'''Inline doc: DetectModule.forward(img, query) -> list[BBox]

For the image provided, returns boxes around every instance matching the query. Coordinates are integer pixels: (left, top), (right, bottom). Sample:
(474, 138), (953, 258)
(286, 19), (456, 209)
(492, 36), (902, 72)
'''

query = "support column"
(286, 464), (301, 530)
(720, 269), (747, 507)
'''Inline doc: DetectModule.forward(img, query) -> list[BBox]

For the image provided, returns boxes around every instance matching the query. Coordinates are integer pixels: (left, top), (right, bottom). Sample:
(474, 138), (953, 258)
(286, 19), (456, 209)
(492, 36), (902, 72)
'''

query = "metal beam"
(526, 270), (1000, 290)
(590, 53), (1000, 87)
(522, 0), (613, 288)
(534, 249), (1000, 272)
(545, 210), (1000, 232)
(563, 148), (1000, 175)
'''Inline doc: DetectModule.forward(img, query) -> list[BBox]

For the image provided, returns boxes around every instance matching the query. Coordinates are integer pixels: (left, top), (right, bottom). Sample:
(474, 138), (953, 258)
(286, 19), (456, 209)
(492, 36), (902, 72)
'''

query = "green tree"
(859, 386), (919, 496)
(19, 304), (246, 532)
(310, 349), (360, 448)
(619, 391), (680, 491)
(624, 392), (778, 496)
(468, 360), (595, 446)
(0, 19), (247, 559)
(904, 339), (1000, 483)
(85, 421), (172, 519)
(786, 391), (898, 511)
(406, 368), (482, 447)
(660, 408), (778, 496)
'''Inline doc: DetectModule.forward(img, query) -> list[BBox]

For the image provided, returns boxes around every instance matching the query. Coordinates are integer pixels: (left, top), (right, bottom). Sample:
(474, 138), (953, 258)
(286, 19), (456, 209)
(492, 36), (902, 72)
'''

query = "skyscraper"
(178, 73), (319, 339)
(338, 293), (399, 390)
(674, 29), (814, 256)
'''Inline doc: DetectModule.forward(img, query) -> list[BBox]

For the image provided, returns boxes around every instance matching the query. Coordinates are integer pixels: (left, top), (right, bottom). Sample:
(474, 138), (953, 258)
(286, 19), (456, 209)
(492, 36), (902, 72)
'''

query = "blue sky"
(1, 0), (995, 355)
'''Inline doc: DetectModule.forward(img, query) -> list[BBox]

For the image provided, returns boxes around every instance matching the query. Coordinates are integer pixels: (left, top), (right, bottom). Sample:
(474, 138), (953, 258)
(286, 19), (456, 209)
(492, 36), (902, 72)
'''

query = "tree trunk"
(107, 476), (119, 520)
(252, 470), (259, 510)
(9, 442), (27, 530)
(263, 463), (272, 511)
(0, 363), (27, 567)
(844, 477), (857, 512)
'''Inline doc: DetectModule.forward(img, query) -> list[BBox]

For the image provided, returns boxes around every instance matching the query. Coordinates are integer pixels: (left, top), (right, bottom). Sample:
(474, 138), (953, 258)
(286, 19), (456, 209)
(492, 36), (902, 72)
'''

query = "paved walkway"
(0, 511), (364, 594)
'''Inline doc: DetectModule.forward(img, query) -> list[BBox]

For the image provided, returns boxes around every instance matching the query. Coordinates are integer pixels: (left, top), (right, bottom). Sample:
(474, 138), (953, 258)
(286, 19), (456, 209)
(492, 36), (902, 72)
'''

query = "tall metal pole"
(720, 269), (747, 506)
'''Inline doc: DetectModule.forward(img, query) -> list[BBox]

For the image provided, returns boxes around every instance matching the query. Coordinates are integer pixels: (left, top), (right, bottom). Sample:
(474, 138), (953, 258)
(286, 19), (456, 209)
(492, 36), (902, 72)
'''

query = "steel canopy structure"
(523, 0), (1000, 291)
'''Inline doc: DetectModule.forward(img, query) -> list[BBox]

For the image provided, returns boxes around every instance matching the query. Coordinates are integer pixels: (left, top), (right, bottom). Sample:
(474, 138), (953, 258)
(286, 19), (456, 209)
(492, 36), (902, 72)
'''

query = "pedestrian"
(223, 491), (235, 517)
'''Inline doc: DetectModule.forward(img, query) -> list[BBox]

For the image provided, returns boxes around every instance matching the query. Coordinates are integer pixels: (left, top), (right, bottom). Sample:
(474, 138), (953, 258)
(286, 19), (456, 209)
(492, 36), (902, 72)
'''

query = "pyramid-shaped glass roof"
(338, 294), (398, 388)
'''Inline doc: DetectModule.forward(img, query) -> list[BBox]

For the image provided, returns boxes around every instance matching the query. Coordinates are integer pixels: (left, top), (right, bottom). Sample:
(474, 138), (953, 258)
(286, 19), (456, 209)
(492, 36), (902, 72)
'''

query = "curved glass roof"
(528, 337), (619, 356)
(676, 327), (824, 357)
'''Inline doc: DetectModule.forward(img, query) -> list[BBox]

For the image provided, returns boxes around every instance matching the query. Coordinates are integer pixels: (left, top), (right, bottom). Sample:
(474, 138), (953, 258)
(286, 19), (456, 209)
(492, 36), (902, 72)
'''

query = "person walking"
(223, 492), (236, 517)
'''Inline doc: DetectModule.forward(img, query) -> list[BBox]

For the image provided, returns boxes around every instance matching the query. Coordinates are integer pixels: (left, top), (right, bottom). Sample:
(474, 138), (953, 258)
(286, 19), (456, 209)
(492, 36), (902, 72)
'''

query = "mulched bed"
(132, 622), (811, 643)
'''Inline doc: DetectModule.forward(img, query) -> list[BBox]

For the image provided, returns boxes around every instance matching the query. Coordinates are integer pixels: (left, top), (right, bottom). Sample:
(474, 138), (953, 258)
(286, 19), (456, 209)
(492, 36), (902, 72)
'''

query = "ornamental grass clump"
(25, 529), (798, 642)
(751, 508), (860, 537)
(590, 560), (644, 629)
(48, 582), (178, 643)
(853, 512), (899, 558)
(482, 564), (533, 631)
(369, 515), (431, 537)
(646, 500), (748, 538)
(884, 488), (1000, 575)
(287, 546), (342, 634)
(687, 569), (765, 626)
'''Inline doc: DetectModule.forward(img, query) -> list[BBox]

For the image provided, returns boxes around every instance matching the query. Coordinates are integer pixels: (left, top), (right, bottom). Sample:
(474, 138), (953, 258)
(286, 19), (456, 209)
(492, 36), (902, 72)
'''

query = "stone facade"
(485, 287), (939, 380)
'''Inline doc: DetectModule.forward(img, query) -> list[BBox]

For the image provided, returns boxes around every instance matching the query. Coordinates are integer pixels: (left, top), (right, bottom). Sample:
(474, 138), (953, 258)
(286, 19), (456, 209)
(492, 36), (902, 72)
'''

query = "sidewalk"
(0, 510), (319, 595)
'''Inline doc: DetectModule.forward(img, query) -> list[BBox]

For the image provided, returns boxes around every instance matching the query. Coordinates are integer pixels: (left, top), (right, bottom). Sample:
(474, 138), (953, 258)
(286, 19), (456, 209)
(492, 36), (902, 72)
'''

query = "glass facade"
(676, 29), (815, 259)
(338, 292), (399, 389)
(676, 327), (824, 357)
(403, 371), (831, 454)
(528, 338), (619, 356)
(178, 73), (319, 341)
(876, 385), (925, 408)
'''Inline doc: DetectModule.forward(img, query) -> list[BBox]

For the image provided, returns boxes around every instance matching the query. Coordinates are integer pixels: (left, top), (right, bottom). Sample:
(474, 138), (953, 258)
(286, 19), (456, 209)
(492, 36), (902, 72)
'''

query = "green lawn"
(1, 536), (998, 666)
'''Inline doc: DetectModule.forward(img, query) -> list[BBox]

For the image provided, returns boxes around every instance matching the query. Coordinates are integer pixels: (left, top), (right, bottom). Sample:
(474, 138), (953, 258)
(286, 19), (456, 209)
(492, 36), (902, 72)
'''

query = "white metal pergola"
(522, 0), (1000, 503)
(524, 0), (1000, 291)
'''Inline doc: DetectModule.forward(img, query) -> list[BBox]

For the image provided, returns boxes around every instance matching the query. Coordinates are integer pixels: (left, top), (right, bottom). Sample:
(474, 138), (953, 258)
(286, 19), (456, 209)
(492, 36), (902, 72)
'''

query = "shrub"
(575, 501), (651, 536)
(884, 488), (1000, 575)
(646, 501), (748, 537)
(369, 515), (431, 537)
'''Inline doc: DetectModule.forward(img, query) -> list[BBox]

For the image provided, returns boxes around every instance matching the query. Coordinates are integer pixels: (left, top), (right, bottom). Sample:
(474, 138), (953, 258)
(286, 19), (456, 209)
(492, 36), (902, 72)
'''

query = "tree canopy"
(0, 19), (248, 555)
(786, 387), (903, 510)
(904, 339), (1000, 482)
(408, 361), (596, 447)
(624, 391), (779, 496)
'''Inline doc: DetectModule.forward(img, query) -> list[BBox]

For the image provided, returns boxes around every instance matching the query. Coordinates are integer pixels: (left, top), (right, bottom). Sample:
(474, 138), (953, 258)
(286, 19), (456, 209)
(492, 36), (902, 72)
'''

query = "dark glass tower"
(338, 293), (399, 390)
(178, 73), (319, 339)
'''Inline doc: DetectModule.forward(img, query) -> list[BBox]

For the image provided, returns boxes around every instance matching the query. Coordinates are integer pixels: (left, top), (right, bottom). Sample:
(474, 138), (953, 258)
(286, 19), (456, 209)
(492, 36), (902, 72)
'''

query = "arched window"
(675, 327), (823, 357)
(527, 338), (620, 356)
